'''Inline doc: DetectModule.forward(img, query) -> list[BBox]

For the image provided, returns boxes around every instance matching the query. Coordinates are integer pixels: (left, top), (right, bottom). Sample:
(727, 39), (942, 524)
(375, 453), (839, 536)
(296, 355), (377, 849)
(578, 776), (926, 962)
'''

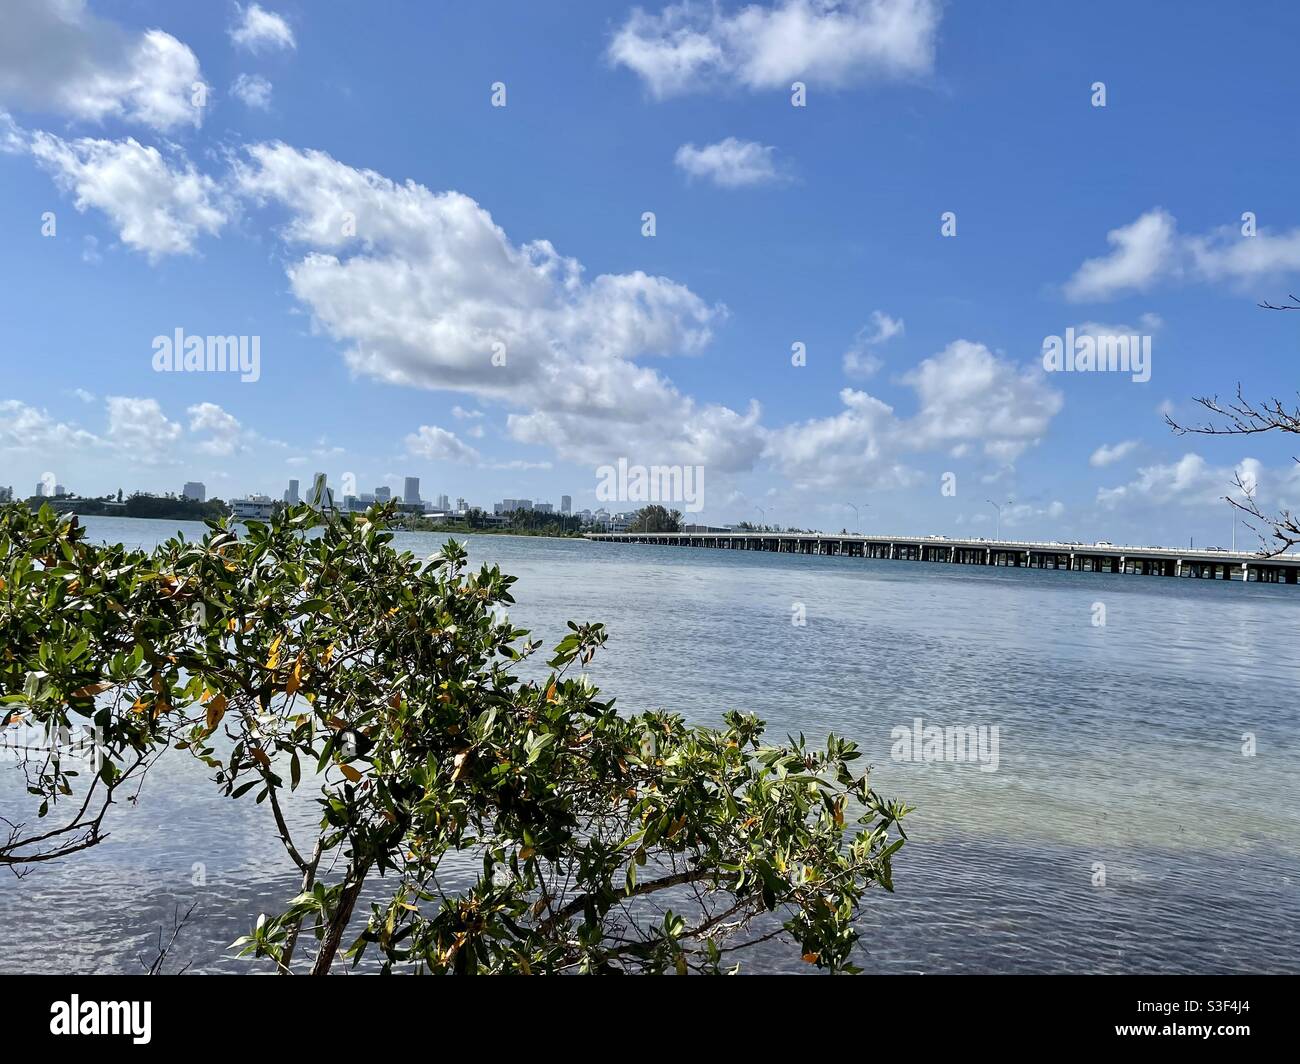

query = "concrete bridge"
(584, 531), (1300, 583)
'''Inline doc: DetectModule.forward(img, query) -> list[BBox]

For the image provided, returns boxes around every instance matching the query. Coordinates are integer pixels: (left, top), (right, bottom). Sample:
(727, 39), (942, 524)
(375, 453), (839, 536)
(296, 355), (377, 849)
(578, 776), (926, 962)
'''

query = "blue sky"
(2, 0), (1299, 546)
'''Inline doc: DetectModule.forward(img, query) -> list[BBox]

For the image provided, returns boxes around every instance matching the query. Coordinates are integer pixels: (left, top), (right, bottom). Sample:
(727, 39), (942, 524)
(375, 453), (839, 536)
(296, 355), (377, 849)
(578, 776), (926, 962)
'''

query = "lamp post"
(846, 501), (869, 532)
(986, 499), (1009, 540)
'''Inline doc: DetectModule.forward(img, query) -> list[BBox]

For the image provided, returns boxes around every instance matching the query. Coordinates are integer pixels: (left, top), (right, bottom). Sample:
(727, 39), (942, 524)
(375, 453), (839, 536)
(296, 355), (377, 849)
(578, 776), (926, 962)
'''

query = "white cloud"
(609, 0), (941, 98)
(904, 340), (1063, 462)
(230, 4), (296, 53)
(1089, 440), (1139, 468)
(1187, 226), (1300, 284)
(451, 405), (483, 419)
(674, 137), (784, 187)
(27, 131), (229, 260)
(72, 387), (96, 403)
(766, 387), (918, 492)
(1070, 312), (1162, 339)
(1067, 208), (1300, 301)
(0, 0), (204, 132)
(768, 340), (1063, 491)
(1000, 499), (1065, 528)
(0, 110), (26, 153)
(1098, 454), (1262, 510)
(232, 141), (764, 472)
(105, 396), (181, 457)
(405, 425), (481, 464)
(230, 73), (273, 110)
(1064, 209), (1178, 302)
(0, 400), (98, 450)
(842, 309), (902, 378)
(188, 402), (245, 456)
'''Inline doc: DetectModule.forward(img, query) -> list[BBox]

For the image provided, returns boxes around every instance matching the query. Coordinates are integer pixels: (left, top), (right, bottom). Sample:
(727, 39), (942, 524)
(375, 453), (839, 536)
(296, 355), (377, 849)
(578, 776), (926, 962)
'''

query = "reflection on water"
(3, 518), (1298, 973)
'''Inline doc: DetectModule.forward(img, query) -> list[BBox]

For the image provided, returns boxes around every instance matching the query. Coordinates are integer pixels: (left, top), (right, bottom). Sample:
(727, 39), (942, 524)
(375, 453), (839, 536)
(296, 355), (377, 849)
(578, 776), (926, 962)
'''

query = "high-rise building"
(34, 481), (45, 497)
(561, 495), (572, 514)
(54, 484), (66, 497)
(375, 486), (392, 502)
(284, 478), (300, 505)
(183, 481), (206, 502)
(403, 477), (421, 505)
(456, 497), (467, 511)
(436, 493), (450, 511)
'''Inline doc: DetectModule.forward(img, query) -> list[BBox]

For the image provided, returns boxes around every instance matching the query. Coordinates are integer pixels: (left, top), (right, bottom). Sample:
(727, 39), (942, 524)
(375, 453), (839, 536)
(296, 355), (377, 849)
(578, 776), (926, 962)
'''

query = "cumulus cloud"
(609, 0), (941, 97)
(1066, 208), (1300, 301)
(999, 499), (1065, 528)
(768, 340), (1063, 491)
(1098, 454), (1262, 510)
(903, 340), (1063, 462)
(1064, 209), (1178, 302)
(232, 141), (765, 472)
(0, 399), (99, 450)
(1089, 440), (1139, 468)
(105, 396), (182, 457)
(230, 73), (273, 110)
(28, 131), (229, 259)
(0, 0), (204, 132)
(187, 402), (247, 456)
(674, 137), (785, 187)
(842, 310), (902, 378)
(405, 425), (482, 464)
(229, 4), (296, 53)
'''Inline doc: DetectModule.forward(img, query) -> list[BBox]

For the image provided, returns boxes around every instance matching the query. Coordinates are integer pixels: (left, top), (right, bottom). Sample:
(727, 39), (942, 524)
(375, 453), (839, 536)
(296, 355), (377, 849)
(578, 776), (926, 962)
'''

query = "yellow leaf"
(70, 681), (112, 699)
(285, 655), (303, 697)
(451, 750), (470, 784)
(545, 681), (557, 703)
(518, 846), (534, 861)
(205, 693), (227, 732)
(802, 952), (820, 964)
(339, 763), (362, 783)
(265, 635), (283, 671)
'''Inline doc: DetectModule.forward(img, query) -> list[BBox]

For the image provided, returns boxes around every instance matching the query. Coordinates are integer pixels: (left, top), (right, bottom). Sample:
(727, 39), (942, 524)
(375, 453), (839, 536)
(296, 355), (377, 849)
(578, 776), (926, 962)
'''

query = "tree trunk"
(310, 859), (372, 975)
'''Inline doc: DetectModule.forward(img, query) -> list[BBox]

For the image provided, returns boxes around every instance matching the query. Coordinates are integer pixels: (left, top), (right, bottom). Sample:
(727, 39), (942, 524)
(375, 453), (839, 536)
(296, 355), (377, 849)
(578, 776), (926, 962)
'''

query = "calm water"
(4, 516), (1298, 973)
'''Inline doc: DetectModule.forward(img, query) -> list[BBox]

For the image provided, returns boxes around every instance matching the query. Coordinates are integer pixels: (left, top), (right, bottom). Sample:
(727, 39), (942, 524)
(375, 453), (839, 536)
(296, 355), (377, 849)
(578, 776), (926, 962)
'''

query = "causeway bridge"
(584, 531), (1300, 583)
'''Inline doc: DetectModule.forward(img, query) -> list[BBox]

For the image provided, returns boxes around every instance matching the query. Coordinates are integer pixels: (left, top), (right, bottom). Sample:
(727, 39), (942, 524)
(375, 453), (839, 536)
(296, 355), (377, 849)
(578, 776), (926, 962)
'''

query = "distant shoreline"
(69, 509), (589, 539)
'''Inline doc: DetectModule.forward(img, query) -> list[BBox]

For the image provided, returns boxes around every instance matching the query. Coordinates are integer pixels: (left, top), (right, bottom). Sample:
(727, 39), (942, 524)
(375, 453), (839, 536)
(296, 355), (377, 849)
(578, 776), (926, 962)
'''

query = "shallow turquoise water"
(3, 517), (1297, 973)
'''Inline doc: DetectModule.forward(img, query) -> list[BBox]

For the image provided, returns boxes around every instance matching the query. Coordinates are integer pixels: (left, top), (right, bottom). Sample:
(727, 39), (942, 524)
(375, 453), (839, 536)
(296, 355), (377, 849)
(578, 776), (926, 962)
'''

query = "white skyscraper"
(284, 478), (300, 504)
(183, 481), (206, 502)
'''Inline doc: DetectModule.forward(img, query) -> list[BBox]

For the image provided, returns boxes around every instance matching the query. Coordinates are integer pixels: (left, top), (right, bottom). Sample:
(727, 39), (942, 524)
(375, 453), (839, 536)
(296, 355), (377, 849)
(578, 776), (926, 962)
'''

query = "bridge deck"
(584, 531), (1300, 583)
